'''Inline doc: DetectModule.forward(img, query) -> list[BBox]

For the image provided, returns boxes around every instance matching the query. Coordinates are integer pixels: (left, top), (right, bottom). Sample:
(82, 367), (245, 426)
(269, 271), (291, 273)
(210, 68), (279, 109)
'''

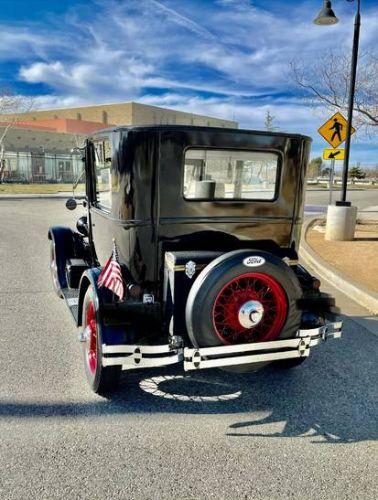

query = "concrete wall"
(16, 118), (112, 134)
(0, 126), (82, 154)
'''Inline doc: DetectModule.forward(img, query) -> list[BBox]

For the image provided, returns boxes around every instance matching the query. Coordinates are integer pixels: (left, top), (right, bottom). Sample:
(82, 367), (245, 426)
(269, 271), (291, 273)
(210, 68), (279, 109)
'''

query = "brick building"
(0, 101), (237, 183)
(1, 101), (238, 129)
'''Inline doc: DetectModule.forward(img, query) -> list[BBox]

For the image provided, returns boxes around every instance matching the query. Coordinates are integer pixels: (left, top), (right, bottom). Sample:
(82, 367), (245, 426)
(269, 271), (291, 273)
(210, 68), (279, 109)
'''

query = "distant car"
(48, 125), (342, 395)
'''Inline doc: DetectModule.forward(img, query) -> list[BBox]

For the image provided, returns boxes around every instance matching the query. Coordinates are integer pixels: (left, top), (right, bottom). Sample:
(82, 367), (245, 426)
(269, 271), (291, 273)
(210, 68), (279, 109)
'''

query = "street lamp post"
(313, 0), (361, 206)
(313, 0), (361, 241)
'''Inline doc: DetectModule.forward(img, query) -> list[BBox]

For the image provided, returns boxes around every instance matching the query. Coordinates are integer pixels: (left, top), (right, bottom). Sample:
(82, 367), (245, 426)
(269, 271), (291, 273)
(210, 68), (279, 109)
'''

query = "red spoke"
(212, 272), (287, 344)
(86, 301), (98, 374)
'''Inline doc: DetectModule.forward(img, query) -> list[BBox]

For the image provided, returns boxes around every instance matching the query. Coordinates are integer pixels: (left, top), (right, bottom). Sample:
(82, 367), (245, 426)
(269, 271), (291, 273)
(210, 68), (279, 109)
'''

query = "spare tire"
(185, 249), (302, 352)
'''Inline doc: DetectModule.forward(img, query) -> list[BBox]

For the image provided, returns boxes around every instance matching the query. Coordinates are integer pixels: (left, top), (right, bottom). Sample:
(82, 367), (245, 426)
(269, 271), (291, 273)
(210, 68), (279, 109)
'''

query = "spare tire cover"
(185, 249), (302, 348)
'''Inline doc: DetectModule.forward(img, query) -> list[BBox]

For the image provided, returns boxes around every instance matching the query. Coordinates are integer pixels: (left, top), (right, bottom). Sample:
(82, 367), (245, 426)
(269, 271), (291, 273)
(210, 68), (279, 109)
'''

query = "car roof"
(90, 124), (312, 142)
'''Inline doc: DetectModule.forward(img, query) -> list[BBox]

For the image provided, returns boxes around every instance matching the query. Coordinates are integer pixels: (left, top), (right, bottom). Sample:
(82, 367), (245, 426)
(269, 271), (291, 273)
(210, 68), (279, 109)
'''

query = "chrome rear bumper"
(184, 321), (342, 370)
(100, 321), (342, 371)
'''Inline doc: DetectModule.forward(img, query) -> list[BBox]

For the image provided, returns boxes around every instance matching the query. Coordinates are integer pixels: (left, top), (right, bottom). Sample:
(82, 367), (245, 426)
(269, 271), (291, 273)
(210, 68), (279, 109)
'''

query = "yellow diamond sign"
(318, 112), (355, 148)
(323, 148), (345, 160)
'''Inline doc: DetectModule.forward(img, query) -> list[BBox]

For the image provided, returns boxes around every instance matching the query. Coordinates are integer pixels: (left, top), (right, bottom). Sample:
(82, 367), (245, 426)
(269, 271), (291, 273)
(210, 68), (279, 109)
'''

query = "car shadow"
(1, 319), (377, 444)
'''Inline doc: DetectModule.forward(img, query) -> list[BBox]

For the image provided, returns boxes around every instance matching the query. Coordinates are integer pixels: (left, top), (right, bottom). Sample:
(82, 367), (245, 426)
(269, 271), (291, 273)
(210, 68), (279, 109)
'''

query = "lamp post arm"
(339, 0), (361, 205)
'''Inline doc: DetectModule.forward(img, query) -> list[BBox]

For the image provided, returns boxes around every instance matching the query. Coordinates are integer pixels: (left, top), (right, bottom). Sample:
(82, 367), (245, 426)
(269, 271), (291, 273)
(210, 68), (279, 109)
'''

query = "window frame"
(91, 135), (113, 213)
(181, 146), (283, 203)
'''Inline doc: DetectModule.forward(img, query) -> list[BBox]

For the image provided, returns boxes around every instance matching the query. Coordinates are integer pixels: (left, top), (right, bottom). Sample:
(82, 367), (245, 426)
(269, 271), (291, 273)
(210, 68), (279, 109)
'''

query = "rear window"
(183, 149), (279, 201)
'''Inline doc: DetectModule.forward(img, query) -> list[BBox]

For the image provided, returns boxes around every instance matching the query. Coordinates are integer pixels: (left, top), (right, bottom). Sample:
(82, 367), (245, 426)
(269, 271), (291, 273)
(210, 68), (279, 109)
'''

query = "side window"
(93, 138), (112, 210)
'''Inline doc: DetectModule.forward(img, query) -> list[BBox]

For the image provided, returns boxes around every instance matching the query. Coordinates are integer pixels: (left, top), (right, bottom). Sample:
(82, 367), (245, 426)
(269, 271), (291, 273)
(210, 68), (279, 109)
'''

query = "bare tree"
(0, 92), (33, 182)
(291, 51), (378, 135)
(264, 110), (278, 132)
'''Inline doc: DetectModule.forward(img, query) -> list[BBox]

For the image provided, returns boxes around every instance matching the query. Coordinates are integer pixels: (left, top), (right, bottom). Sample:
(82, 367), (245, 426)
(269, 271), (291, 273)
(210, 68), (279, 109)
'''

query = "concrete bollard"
(325, 204), (357, 241)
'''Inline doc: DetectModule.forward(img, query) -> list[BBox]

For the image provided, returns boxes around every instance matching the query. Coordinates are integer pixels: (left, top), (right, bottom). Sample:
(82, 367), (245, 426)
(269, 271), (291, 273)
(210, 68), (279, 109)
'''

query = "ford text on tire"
(48, 125), (342, 395)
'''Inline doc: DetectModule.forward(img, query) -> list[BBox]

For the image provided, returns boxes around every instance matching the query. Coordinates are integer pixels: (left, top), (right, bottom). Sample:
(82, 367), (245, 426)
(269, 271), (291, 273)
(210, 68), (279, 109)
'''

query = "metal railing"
(1, 152), (83, 184)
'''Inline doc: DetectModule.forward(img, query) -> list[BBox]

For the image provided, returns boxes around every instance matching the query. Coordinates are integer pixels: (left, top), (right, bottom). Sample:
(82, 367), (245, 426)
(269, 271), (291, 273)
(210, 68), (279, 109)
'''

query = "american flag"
(98, 239), (124, 301)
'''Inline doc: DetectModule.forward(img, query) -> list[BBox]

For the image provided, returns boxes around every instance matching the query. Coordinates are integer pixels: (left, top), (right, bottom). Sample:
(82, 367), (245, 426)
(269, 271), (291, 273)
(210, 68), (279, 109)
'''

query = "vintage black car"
(49, 125), (342, 395)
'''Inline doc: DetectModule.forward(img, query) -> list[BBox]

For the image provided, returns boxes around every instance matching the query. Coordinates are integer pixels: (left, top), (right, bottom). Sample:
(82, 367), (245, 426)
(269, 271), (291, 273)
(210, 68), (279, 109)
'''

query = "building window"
(102, 110), (108, 124)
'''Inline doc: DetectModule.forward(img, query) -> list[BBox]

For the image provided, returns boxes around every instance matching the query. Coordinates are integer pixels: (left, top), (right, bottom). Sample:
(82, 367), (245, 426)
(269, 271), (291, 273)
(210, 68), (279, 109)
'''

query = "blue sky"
(1, 0), (377, 166)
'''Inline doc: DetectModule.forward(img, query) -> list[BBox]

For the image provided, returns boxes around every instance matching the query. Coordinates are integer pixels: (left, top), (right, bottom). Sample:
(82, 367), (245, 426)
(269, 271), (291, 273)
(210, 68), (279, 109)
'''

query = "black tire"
(82, 286), (121, 395)
(50, 241), (63, 298)
(186, 249), (303, 372)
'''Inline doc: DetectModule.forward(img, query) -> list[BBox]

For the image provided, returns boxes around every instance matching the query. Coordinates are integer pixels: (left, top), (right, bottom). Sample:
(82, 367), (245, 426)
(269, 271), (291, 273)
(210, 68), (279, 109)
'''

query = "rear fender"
(77, 269), (125, 345)
(77, 268), (101, 327)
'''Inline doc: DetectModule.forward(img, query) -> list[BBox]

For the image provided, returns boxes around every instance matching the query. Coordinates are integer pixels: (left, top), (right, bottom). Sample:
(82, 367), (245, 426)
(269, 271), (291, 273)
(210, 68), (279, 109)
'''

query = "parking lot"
(0, 199), (377, 499)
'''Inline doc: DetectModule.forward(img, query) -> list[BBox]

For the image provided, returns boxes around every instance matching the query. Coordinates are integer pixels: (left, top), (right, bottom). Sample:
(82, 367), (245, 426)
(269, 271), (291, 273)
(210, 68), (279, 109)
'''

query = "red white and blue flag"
(98, 239), (124, 301)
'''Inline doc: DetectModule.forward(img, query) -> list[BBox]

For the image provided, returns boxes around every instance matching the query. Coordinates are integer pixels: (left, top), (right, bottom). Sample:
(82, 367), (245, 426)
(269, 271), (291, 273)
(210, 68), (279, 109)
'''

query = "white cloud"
(1, 0), (376, 159)
(13, 0), (378, 99)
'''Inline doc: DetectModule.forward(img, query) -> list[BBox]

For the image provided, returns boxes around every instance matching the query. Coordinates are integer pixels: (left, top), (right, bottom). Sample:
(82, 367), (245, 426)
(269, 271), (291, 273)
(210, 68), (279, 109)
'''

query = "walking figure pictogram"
(329, 118), (343, 143)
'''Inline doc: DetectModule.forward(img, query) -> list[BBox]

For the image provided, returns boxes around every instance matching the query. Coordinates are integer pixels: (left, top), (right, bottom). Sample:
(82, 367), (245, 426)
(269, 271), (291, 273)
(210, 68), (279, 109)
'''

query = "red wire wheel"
(212, 272), (287, 344)
(85, 301), (98, 375)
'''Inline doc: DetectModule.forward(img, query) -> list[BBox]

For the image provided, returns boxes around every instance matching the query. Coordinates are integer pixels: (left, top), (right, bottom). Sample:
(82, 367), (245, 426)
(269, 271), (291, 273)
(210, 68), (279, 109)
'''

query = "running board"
(61, 288), (80, 324)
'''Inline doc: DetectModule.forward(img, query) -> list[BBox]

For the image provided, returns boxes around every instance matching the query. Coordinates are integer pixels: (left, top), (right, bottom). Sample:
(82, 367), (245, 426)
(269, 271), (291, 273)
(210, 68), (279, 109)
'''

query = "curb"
(300, 216), (378, 315)
(0, 194), (85, 200)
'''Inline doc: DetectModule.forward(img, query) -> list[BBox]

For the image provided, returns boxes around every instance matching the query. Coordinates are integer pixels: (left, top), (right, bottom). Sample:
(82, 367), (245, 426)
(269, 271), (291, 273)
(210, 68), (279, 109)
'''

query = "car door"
(88, 135), (116, 265)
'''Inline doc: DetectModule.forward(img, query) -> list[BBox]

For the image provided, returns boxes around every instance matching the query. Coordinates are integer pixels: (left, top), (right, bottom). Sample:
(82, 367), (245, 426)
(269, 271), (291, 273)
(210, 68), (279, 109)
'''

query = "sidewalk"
(0, 192), (86, 200)
(301, 213), (378, 314)
(307, 222), (378, 294)
(0, 192), (73, 199)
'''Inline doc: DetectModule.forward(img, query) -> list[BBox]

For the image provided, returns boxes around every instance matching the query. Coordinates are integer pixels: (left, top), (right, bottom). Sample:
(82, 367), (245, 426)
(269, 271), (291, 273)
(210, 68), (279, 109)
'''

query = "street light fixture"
(313, 1), (339, 24)
(313, 0), (361, 207)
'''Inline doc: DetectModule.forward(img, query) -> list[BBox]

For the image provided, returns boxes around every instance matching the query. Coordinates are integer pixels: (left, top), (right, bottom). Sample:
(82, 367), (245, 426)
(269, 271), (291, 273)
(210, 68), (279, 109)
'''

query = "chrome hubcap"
(238, 300), (264, 329)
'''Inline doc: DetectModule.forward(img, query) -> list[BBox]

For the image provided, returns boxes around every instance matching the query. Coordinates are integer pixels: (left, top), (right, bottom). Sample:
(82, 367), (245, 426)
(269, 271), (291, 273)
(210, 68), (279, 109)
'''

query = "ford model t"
(49, 125), (342, 395)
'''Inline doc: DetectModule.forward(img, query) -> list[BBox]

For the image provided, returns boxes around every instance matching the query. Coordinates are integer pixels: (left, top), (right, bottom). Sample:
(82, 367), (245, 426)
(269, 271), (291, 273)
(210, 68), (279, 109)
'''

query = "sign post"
(329, 159), (335, 205)
(322, 148), (344, 204)
(319, 113), (357, 241)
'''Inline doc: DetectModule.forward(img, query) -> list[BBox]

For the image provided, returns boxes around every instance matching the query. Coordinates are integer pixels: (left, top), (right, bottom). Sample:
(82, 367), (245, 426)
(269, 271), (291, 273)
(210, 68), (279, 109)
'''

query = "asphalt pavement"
(0, 199), (377, 500)
(305, 188), (378, 213)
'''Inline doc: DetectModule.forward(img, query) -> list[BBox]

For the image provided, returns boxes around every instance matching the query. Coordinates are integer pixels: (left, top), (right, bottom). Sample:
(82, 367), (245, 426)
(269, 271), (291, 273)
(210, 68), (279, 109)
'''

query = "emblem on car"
(185, 260), (196, 279)
(243, 256), (265, 267)
(143, 294), (155, 304)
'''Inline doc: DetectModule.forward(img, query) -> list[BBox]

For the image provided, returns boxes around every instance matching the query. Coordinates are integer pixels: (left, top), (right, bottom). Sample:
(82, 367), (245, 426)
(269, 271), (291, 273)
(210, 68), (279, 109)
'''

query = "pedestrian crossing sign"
(318, 112), (355, 148)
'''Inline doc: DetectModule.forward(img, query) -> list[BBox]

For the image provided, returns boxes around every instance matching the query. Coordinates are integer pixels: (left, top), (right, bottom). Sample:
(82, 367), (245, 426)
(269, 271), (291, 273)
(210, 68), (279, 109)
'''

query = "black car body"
(49, 125), (342, 395)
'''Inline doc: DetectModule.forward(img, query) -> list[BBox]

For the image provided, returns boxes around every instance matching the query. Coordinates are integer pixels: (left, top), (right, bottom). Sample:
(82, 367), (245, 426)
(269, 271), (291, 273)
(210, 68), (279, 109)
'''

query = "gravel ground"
(307, 224), (378, 293)
(0, 199), (377, 500)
